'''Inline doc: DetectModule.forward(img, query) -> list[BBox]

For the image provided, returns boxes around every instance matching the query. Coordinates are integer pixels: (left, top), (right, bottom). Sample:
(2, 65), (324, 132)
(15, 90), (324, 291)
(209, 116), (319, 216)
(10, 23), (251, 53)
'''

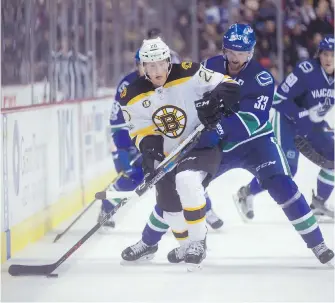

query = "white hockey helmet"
(139, 37), (171, 63)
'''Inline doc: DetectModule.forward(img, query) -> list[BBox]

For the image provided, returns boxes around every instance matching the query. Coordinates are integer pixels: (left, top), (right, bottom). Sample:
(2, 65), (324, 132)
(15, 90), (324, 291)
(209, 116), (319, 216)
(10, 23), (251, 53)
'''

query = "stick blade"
(53, 234), (62, 243)
(8, 264), (56, 276)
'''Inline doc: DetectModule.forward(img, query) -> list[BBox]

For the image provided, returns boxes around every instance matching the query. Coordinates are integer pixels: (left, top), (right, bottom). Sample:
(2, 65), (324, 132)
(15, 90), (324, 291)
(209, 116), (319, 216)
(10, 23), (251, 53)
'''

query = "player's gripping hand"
(195, 81), (240, 129)
(112, 146), (138, 177)
(139, 135), (165, 175)
(210, 81), (241, 116)
(195, 91), (222, 128)
(293, 110), (315, 138)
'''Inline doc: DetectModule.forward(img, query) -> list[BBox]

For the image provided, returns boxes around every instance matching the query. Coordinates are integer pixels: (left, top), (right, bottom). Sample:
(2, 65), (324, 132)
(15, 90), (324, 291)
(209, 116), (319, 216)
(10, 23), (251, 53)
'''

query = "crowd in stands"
(2, 0), (334, 87)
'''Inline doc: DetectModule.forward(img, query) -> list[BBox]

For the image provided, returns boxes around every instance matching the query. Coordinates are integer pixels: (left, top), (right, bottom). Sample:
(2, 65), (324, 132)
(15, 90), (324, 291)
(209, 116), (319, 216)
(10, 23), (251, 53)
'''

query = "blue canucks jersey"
(202, 56), (275, 152)
(273, 58), (334, 125)
(110, 71), (140, 149)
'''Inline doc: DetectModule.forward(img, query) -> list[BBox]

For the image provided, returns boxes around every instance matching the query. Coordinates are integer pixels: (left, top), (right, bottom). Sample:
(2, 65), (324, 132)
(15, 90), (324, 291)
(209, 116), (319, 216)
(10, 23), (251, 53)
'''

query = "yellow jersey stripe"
(130, 124), (158, 139)
(127, 91), (155, 106)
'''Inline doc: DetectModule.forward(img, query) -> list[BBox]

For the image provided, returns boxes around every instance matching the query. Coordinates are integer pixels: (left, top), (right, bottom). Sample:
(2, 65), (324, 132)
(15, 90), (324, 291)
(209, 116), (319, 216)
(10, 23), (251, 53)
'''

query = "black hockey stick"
(52, 154), (142, 243)
(96, 124), (205, 200)
(8, 124), (204, 277)
(294, 135), (334, 170)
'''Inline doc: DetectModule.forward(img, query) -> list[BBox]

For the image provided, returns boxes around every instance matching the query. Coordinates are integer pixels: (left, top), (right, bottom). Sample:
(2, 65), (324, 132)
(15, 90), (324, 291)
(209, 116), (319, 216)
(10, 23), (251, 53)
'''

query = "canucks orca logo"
(152, 105), (187, 138)
(256, 71), (273, 86)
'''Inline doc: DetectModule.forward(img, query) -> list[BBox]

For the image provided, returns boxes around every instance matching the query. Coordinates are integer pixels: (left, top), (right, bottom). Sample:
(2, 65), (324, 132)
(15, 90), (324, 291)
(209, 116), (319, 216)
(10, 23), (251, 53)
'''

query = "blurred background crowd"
(2, 0), (334, 102)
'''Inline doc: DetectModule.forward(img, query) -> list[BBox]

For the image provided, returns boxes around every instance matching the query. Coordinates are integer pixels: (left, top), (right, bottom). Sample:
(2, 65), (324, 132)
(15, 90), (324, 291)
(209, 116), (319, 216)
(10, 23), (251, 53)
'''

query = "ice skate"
(310, 190), (334, 222)
(121, 240), (158, 262)
(167, 243), (189, 263)
(97, 207), (115, 233)
(233, 185), (254, 221)
(206, 209), (224, 230)
(185, 239), (207, 271)
(311, 242), (334, 267)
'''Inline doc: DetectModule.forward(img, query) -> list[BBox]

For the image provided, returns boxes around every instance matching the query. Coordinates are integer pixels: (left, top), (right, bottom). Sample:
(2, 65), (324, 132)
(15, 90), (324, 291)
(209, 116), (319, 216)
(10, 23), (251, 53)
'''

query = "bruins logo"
(120, 87), (127, 98)
(181, 62), (192, 70)
(152, 105), (187, 138)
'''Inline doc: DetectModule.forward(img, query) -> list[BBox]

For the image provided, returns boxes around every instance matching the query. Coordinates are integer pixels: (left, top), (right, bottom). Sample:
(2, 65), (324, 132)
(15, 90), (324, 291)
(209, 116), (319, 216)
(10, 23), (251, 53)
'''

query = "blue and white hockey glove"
(293, 110), (315, 138)
(112, 147), (139, 177)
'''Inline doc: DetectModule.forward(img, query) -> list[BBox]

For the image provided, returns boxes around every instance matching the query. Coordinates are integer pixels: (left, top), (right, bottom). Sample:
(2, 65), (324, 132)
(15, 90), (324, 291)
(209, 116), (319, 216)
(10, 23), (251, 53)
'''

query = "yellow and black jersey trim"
(163, 62), (200, 88)
(222, 74), (238, 84)
(119, 76), (155, 106)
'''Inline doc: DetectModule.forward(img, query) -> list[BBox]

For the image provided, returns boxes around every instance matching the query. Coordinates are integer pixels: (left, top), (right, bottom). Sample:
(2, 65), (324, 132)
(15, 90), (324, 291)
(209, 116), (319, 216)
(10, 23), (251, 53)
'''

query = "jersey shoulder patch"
(167, 62), (200, 84)
(119, 77), (153, 106)
(255, 70), (274, 87)
(296, 60), (314, 74)
(117, 80), (130, 95)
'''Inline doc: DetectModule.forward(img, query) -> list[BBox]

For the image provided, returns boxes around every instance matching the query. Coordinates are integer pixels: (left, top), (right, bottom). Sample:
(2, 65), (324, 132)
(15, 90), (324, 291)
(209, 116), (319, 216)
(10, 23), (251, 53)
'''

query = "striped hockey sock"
(317, 168), (334, 202)
(142, 205), (169, 246)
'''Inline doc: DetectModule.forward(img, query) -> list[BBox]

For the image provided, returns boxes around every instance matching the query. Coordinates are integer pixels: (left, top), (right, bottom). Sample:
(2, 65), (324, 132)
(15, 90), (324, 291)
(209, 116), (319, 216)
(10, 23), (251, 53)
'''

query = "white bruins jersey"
(119, 62), (237, 154)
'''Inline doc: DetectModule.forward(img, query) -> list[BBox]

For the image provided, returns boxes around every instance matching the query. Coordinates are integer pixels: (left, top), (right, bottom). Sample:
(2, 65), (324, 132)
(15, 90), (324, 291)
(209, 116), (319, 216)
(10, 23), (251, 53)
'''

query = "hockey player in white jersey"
(119, 37), (240, 267)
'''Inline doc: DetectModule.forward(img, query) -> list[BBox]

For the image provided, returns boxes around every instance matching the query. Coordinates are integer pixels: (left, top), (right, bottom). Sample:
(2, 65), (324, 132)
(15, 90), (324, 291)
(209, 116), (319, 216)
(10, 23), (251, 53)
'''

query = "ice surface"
(1, 156), (334, 302)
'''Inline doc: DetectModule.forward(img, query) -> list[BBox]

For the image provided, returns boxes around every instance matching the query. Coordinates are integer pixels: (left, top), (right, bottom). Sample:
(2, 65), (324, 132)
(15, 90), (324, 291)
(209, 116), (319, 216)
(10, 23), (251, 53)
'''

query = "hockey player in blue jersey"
(121, 24), (334, 266)
(97, 50), (144, 230)
(235, 35), (334, 222)
(100, 50), (223, 231)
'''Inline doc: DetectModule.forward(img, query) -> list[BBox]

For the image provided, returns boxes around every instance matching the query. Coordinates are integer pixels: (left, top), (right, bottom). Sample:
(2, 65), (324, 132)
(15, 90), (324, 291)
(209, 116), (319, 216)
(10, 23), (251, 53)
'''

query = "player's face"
(225, 49), (250, 74)
(320, 50), (334, 74)
(144, 60), (169, 87)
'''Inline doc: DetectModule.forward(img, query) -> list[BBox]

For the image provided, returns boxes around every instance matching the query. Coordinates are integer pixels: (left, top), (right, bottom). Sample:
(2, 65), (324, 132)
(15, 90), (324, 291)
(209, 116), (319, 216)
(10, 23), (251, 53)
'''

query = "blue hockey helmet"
(222, 23), (256, 52)
(318, 35), (334, 52)
(135, 49), (140, 64)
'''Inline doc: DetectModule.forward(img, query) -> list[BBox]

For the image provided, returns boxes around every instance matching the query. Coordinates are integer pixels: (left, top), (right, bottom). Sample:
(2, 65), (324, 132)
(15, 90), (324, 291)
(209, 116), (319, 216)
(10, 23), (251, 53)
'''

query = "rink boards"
(1, 96), (117, 262)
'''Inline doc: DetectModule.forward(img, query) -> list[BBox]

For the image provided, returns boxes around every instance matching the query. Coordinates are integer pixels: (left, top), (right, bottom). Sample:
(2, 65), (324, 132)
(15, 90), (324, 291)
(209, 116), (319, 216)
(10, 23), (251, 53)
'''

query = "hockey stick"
(53, 173), (122, 243)
(8, 124), (204, 277)
(96, 124), (205, 200)
(52, 154), (141, 243)
(294, 135), (334, 170)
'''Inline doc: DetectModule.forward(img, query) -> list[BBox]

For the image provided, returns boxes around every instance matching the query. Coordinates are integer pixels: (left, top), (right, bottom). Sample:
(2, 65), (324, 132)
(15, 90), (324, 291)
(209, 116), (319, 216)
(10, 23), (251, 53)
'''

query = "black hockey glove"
(139, 135), (165, 175)
(210, 81), (241, 116)
(194, 81), (241, 129)
(195, 91), (222, 129)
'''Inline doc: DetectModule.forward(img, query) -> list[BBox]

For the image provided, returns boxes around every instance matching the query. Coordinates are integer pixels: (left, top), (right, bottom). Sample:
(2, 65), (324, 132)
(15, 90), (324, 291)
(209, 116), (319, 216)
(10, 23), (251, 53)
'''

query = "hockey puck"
(47, 273), (58, 278)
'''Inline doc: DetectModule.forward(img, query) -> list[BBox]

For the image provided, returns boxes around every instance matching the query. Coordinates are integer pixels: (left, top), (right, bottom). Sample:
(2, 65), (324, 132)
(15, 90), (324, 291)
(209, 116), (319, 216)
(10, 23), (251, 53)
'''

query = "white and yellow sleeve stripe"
(130, 124), (161, 149)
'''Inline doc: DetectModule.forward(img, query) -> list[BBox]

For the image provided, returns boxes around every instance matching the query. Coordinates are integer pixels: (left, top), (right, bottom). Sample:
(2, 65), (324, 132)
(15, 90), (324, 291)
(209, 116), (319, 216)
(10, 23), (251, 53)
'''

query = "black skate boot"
(167, 244), (189, 263)
(310, 190), (334, 220)
(233, 185), (254, 221)
(185, 239), (207, 271)
(121, 240), (158, 262)
(206, 209), (224, 230)
(97, 208), (115, 233)
(311, 242), (334, 267)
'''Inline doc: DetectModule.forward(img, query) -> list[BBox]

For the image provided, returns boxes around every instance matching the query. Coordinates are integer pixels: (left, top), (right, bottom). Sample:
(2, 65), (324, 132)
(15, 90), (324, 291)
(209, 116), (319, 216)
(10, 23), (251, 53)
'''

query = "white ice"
(1, 155), (334, 302)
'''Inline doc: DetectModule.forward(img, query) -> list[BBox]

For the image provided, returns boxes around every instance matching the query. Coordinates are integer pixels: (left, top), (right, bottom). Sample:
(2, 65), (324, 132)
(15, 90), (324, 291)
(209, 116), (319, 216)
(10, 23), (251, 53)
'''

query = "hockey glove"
(112, 146), (139, 177)
(139, 135), (165, 175)
(209, 81), (241, 116)
(293, 110), (315, 138)
(195, 91), (222, 129)
(194, 81), (240, 129)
